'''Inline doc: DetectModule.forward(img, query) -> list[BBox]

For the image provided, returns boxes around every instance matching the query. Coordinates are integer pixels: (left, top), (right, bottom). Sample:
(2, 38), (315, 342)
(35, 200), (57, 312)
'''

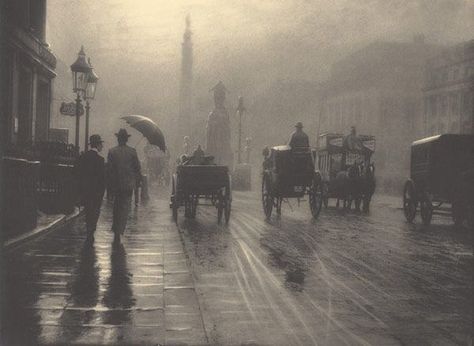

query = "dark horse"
(333, 162), (375, 212)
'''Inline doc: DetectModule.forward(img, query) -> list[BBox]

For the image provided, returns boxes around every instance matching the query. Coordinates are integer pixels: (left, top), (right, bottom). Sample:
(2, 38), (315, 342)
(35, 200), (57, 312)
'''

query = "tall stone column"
(176, 15), (193, 157)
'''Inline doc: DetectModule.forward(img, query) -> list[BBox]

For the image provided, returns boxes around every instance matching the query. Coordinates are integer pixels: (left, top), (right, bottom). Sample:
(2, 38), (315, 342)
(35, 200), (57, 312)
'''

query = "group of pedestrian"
(76, 128), (141, 243)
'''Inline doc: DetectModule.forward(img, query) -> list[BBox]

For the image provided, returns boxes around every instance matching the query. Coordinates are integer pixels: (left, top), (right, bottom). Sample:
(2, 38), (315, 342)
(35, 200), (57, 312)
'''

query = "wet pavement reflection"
(2, 189), (207, 345)
(178, 191), (472, 346)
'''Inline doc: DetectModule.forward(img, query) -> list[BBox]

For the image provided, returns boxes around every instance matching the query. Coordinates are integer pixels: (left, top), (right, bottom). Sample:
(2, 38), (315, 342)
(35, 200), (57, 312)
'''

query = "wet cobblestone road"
(2, 190), (472, 345)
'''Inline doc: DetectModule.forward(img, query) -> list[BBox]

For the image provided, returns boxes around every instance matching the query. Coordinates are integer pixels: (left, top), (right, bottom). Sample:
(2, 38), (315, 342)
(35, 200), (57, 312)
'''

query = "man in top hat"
(288, 121), (310, 149)
(107, 128), (141, 242)
(76, 134), (106, 242)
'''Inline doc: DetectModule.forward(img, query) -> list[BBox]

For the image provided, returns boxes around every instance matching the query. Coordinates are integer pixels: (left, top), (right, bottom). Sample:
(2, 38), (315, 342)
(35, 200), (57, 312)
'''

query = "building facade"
(1, 0), (56, 149)
(1, 0), (77, 239)
(319, 40), (441, 193)
(423, 39), (474, 136)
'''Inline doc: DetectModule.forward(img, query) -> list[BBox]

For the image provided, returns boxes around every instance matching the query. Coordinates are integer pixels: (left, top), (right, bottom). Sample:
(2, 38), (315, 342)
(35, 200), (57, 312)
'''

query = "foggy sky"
(46, 0), (473, 154)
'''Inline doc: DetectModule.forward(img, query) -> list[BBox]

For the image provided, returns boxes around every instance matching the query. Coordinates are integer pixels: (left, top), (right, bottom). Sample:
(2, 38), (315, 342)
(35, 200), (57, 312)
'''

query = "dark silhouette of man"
(107, 129), (141, 243)
(288, 122), (310, 149)
(76, 134), (105, 242)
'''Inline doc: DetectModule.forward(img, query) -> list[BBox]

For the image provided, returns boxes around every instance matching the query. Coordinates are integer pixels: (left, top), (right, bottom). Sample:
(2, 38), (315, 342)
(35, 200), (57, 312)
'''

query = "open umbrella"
(121, 115), (166, 151)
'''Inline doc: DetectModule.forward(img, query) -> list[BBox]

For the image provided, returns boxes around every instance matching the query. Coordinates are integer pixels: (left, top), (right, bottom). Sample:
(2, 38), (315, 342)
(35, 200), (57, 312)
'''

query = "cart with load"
(316, 133), (376, 211)
(170, 163), (231, 224)
(261, 145), (323, 219)
(403, 134), (474, 226)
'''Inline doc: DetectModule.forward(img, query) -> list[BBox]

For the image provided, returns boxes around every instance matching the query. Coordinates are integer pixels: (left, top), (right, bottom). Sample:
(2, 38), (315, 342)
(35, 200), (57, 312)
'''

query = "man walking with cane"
(108, 129), (141, 243)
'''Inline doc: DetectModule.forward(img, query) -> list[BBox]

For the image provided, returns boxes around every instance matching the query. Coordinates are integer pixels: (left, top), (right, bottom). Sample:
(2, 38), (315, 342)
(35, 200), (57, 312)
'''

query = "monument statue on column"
(206, 81), (233, 170)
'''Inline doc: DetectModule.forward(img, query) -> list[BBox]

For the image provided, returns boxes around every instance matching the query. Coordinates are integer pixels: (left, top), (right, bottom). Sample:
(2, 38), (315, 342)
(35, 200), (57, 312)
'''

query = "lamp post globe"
(85, 58), (99, 100)
(84, 58), (99, 150)
(70, 46), (92, 153)
(70, 45), (91, 93)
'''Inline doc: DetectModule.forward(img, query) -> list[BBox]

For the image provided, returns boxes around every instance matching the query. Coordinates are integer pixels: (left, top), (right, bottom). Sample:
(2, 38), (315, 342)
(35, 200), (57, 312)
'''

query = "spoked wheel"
(262, 175), (274, 218)
(224, 181), (232, 224)
(309, 177), (323, 219)
(217, 189), (225, 224)
(171, 176), (178, 223)
(186, 195), (198, 219)
(403, 180), (417, 223)
(322, 183), (329, 208)
(452, 200), (466, 227)
(420, 194), (433, 226)
(276, 197), (283, 216)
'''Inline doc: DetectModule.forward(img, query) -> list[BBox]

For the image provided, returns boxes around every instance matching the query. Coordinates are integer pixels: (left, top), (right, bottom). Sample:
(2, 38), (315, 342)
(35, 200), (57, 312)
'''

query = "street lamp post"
(236, 96), (245, 164)
(84, 58), (99, 151)
(70, 46), (91, 153)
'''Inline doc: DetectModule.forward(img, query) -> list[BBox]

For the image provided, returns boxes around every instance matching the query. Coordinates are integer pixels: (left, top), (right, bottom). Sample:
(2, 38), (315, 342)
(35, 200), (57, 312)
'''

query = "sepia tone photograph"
(0, 0), (473, 345)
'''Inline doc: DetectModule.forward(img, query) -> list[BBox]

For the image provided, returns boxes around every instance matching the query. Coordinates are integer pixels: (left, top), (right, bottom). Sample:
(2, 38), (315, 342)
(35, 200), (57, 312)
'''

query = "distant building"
(1, 0), (56, 147)
(319, 40), (441, 193)
(423, 39), (474, 136)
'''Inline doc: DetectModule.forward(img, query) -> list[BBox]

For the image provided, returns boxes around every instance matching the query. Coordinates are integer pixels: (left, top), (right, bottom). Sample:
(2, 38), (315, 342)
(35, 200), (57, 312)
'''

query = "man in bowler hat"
(288, 122), (310, 149)
(76, 134), (106, 242)
(107, 129), (141, 242)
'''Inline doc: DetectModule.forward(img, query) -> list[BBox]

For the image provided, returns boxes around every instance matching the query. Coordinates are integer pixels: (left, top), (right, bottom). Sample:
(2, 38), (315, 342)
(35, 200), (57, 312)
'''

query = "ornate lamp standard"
(70, 46), (91, 153)
(236, 96), (245, 164)
(84, 58), (99, 151)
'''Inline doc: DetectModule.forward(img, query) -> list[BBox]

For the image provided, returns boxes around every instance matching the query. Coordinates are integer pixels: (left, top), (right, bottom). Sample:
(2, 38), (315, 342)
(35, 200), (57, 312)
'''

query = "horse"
(333, 163), (360, 209)
(359, 163), (376, 212)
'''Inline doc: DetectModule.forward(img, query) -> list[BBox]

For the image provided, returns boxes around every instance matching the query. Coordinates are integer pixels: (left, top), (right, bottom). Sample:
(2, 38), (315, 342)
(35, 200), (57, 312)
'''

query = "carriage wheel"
(322, 183), (329, 209)
(403, 180), (417, 223)
(309, 178), (323, 219)
(452, 200), (466, 227)
(217, 189), (225, 224)
(224, 182), (232, 224)
(262, 175), (274, 218)
(171, 176), (178, 222)
(276, 198), (283, 216)
(420, 194), (433, 226)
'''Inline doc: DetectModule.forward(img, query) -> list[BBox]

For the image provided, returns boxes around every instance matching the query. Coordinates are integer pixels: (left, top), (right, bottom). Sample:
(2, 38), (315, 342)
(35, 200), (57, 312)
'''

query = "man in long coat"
(288, 122), (310, 149)
(76, 134), (105, 242)
(107, 129), (141, 242)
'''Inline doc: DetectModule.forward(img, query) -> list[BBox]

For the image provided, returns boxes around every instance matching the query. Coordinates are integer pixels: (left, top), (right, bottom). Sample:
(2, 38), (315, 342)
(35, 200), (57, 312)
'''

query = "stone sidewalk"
(3, 195), (208, 345)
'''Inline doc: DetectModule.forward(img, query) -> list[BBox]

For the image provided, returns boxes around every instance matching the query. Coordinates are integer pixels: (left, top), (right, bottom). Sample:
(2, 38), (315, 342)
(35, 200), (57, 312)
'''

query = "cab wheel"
(420, 194), (433, 226)
(262, 175), (274, 218)
(309, 178), (323, 219)
(403, 180), (417, 223)
(452, 200), (466, 227)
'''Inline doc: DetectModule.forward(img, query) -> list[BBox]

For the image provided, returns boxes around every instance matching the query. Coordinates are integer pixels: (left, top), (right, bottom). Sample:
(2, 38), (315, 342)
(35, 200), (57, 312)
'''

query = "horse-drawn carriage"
(403, 134), (474, 226)
(170, 163), (232, 224)
(316, 133), (376, 211)
(261, 146), (323, 219)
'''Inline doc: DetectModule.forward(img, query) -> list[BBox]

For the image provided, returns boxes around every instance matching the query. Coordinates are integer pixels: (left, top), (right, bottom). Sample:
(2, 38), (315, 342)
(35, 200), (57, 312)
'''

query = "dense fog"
(46, 0), (473, 168)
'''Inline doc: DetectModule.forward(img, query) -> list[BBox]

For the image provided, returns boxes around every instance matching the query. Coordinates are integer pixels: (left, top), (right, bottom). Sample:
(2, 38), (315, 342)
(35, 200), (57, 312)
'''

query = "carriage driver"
(288, 122), (310, 149)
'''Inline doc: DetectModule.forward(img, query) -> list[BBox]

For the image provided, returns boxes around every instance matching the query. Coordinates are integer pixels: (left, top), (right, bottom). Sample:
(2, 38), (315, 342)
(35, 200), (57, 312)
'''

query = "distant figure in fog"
(107, 129), (141, 243)
(75, 134), (105, 242)
(288, 122), (310, 149)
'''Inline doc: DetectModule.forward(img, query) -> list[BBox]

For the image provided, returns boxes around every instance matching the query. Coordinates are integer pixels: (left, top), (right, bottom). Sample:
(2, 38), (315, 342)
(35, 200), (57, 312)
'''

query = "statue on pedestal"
(206, 81), (233, 170)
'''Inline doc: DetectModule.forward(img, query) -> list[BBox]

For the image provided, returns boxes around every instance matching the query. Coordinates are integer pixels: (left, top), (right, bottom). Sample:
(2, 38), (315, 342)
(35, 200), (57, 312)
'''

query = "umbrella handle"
(134, 135), (145, 148)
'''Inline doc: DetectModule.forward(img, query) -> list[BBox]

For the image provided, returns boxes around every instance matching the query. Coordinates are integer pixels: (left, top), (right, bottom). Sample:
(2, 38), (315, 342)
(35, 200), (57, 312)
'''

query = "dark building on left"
(1, 0), (77, 240)
(1, 0), (55, 146)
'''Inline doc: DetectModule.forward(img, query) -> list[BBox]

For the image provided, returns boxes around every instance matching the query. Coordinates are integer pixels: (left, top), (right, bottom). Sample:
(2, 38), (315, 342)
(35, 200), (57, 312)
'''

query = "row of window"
(424, 91), (471, 119)
(427, 64), (474, 87)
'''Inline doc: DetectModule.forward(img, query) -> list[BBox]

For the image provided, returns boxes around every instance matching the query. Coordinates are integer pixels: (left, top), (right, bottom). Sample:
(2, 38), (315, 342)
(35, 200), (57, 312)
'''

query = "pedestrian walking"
(75, 134), (105, 242)
(107, 129), (141, 243)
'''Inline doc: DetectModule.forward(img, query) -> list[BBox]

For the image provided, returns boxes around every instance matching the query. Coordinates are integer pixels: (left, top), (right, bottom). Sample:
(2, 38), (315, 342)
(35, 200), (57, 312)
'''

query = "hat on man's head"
(89, 134), (103, 146)
(115, 128), (131, 139)
(295, 121), (303, 128)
